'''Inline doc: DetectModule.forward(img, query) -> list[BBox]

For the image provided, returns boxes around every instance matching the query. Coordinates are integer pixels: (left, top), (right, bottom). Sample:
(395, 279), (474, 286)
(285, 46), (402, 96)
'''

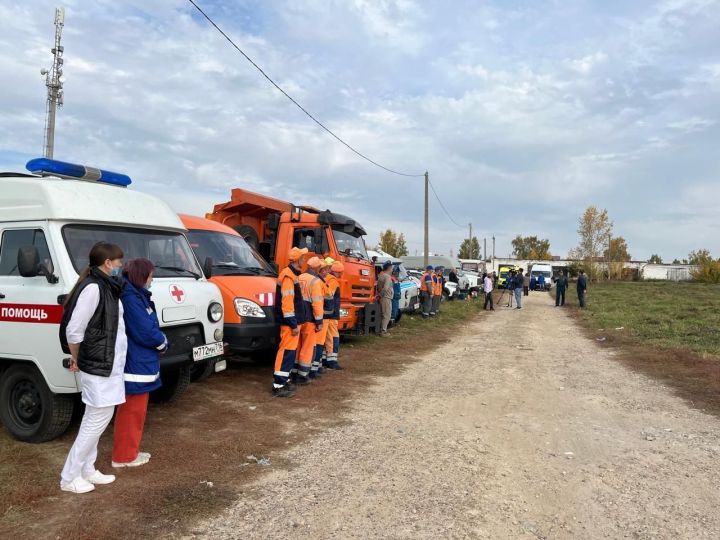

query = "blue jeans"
(514, 288), (522, 308)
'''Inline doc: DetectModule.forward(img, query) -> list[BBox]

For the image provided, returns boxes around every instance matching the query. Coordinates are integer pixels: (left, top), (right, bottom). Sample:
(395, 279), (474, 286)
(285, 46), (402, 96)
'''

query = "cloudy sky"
(1, 0), (719, 261)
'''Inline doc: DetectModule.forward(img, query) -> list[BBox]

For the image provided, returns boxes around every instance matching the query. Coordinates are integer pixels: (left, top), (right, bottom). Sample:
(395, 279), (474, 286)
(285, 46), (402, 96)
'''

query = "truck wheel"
(0, 364), (74, 443)
(233, 225), (260, 250)
(190, 359), (215, 383)
(150, 365), (191, 403)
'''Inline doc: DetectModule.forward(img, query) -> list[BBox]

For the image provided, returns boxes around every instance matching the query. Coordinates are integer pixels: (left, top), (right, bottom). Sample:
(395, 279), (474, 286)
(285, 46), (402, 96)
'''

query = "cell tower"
(41, 7), (65, 159)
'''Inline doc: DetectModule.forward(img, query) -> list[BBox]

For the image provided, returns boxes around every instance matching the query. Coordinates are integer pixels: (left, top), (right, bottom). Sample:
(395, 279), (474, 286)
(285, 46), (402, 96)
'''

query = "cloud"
(1, 0), (719, 263)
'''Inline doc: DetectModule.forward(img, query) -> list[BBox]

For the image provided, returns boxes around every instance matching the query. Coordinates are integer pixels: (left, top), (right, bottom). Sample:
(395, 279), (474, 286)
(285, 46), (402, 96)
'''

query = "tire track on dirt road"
(185, 293), (720, 539)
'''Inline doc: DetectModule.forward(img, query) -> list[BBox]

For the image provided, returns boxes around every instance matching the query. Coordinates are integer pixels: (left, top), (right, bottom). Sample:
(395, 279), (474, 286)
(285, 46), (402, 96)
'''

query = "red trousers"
(112, 392), (149, 463)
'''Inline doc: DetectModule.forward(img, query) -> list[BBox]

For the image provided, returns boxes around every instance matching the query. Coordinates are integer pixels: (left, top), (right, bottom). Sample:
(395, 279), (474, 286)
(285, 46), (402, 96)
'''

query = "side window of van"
(292, 227), (329, 254)
(0, 229), (53, 276)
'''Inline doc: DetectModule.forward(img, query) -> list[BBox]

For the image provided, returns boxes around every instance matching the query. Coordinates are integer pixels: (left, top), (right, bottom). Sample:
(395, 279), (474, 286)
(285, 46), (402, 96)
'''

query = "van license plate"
(192, 342), (224, 361)
(414, 303), (420, 310)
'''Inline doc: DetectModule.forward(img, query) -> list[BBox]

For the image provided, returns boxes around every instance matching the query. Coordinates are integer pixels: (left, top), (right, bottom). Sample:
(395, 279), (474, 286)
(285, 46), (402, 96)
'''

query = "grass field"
(578, 281), (720, 356)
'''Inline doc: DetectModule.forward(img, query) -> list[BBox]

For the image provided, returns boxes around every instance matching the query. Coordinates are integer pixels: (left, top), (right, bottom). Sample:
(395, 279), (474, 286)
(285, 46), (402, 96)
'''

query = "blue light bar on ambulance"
(25, 158), (132, 187)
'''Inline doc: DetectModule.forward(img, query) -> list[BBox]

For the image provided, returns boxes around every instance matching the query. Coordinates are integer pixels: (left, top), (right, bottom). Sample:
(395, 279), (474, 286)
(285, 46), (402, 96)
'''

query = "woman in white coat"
(59, 242), (127, 494)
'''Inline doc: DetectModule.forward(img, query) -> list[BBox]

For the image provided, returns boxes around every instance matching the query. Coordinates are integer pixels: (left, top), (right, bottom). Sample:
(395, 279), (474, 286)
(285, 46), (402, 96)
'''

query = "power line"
(428, 178), (464, 228)
(187, 0), (424, 178)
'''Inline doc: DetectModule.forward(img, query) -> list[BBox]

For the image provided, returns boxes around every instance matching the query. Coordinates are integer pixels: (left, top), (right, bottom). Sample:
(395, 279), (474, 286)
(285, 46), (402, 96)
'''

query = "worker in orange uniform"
(272, 247), (308, 397)
(420, 265), (434, 318)
(296, 256), (326, 383)
(432, 266), (444, 315)
(323, 259), (344, 370)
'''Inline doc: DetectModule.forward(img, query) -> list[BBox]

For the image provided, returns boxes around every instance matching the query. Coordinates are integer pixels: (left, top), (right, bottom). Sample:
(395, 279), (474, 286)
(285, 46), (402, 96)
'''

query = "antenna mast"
(42, 7), (65, 158)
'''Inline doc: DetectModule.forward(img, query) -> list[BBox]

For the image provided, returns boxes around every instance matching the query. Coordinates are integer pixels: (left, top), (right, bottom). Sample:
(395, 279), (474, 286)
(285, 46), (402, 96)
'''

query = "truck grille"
(351, 285), (373, 299)
(163, 323), (204, 358)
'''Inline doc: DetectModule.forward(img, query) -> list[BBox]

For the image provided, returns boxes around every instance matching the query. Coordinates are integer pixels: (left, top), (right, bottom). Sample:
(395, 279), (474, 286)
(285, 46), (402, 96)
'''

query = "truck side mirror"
(17, 246), (58, 284)
(203, 257), (213, 279)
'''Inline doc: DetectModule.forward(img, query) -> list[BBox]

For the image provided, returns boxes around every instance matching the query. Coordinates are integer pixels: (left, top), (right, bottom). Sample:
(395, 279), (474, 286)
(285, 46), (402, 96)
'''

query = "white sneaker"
(112, 453), (150, 468)
(138, 451), (151, 460)
(84, 470), (116, 485)
(61, 476), (95, 494)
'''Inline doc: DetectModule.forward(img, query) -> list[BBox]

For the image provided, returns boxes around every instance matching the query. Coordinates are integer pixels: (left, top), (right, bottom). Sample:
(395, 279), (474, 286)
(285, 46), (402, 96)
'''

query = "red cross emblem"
(169, 284), (185, 304)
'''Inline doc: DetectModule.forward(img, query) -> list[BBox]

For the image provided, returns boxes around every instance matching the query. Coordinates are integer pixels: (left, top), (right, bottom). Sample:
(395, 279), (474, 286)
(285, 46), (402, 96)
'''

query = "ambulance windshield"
(63, 225), (202, 278)
(332, 227), (368, 260)
(186, 230), (274, 276)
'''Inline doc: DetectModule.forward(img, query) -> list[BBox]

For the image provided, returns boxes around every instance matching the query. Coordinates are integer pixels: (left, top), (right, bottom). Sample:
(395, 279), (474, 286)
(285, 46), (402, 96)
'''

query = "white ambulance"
(0, 158), (225, 442)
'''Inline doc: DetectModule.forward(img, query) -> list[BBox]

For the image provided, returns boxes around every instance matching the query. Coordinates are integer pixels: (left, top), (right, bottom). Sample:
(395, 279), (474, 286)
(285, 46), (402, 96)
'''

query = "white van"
(530, 263), (553, 290)
(0, 158), (225, 442)
(367, 249), (420, 314)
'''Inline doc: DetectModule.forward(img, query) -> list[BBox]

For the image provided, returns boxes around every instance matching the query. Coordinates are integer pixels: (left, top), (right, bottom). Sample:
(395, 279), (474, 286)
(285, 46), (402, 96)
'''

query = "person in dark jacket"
(112, 258), (167, 468)
(391, 266), (402, 324)
(60, 242), (126, 494)
(577, 269), (588, 308)
(555, 270), (568, 306)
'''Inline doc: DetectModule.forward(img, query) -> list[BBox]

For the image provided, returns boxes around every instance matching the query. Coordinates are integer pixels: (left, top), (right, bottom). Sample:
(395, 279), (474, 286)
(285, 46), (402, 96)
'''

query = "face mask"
(110, 266), (122, 277)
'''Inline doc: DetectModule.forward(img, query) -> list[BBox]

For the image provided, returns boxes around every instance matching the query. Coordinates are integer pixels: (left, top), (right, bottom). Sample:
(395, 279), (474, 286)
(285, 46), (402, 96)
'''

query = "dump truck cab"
(207, 189), (378, 335)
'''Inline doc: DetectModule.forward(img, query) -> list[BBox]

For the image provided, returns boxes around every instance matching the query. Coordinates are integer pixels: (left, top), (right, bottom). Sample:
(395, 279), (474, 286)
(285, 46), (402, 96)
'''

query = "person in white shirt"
(483, 272), (494, 311)
(59, 242), (127, 494)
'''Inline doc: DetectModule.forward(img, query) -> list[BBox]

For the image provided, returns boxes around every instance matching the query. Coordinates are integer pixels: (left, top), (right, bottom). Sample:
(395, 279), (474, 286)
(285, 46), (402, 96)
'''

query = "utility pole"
(423, 171), (429, 268)
(483, 237), (487, 261)
(492, 235), (496, 259)
(42, 7), (65, 159)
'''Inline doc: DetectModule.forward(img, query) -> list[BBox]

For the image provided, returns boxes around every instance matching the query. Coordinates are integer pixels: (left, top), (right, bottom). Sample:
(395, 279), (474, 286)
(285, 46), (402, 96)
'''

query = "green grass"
(344, 296), (486, 347)
(579, 282), (720, 355)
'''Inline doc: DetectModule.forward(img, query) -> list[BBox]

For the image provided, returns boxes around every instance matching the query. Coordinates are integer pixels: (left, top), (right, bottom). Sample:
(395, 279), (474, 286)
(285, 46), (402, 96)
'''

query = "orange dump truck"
(207, 189), (379, 335)
(180, 214), (279, 357)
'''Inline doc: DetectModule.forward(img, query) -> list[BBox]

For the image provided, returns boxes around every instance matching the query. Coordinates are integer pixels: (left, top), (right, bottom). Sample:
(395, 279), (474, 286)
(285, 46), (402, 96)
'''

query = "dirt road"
(187, 292), (720, 539)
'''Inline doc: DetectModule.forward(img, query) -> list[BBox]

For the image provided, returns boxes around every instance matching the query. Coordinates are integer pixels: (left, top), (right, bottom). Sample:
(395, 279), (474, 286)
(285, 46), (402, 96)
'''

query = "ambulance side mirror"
(202, 257), (213, 279)
(17, 246), (59, 284)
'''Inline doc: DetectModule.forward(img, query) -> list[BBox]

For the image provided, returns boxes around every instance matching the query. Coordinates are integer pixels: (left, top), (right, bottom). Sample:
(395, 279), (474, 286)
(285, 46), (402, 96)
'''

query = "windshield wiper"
(155, 265), (200, 279)
(244, 266), (275, 275)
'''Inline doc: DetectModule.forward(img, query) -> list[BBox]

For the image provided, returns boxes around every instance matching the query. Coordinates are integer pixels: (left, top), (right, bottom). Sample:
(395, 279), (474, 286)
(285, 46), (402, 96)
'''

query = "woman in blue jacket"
(112, 258), (167, 468)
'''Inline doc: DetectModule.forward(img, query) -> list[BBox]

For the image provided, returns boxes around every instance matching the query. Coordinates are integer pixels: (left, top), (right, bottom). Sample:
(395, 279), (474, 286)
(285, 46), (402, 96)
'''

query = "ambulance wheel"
(150, 365), (191, 403)
(190, 358), (215, 383)
(233, 225), (259, 250)
(0, 363), (74, 443)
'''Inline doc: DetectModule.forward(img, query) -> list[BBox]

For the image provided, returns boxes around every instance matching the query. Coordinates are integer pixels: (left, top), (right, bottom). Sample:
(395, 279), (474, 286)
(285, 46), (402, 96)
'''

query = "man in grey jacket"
(377, 261), (394, 336)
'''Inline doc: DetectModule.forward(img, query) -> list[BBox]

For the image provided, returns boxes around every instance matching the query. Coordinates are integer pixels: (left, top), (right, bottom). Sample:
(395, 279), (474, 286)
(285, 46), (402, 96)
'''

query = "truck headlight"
(208, 302), (223, 323)
(339, 308), (350, 318)
(234, 298), (265, 318)
(360, 269), (369, 276)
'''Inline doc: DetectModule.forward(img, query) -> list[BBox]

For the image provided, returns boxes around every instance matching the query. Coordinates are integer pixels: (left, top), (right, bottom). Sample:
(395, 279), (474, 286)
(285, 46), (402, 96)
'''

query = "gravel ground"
(185, 292), (720, 539)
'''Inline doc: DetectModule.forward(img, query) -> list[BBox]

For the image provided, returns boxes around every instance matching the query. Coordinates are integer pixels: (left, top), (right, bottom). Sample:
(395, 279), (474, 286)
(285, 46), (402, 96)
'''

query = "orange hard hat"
(288, 247), (309, 262)
(307, 256), (324, 268)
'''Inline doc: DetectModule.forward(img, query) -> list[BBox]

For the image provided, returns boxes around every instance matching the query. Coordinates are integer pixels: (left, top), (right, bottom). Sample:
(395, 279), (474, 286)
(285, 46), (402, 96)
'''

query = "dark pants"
(555, 288), (565, 306)
(484, 291), (494, 310)
(578, 290), (586, 308)
(523, 286), (529, 296)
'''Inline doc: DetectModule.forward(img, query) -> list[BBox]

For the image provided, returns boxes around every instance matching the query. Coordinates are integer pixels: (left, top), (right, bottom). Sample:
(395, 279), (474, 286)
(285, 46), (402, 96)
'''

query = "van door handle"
(0, 292), (5, 299)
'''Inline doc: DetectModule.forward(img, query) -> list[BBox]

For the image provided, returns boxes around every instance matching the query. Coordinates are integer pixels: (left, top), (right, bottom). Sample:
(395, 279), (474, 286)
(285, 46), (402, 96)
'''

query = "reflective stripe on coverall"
(421, 271), (433, 315)
(274, 267), (300, 388)
(323, 274), (341, 367)
(297, 272), (324, 376)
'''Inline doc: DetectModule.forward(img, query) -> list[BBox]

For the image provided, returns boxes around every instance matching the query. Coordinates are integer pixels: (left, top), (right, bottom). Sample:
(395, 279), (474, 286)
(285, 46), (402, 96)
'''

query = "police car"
(0, 158), (225, 442)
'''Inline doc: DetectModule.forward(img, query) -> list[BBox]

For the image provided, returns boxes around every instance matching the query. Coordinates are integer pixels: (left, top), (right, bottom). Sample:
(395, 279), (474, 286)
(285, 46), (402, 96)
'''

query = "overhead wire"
(187, 0), (424, 178)
(428, 178), (464, 228)
(188, 0), (467, 228)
